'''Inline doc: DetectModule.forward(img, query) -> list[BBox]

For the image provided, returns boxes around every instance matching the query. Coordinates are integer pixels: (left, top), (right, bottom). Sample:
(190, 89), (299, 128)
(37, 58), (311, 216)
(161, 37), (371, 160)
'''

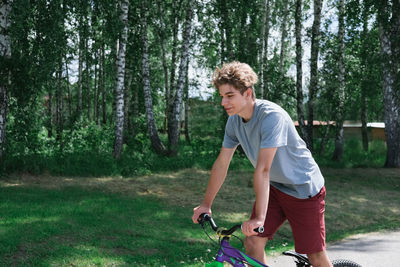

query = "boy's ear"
(246, 88), (252, 98)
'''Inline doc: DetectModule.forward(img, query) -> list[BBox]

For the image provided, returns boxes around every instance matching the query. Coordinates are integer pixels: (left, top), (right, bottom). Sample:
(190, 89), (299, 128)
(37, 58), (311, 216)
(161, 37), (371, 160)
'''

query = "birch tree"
(168, 0), (194, 156)
(277, 0), (290, 97)
(141, 0), (166, 154)
(77, 14), (84, 118)
(113, 0), (129, 159)
(332, 0), (345, 161)
(360, 2), (369, 151)
(295, 0), (308, 141)
(376, 0), (400, 167)
(307, 0), (323, 153)
(0, 0), (12, 159)
(259, 0), (271, 99)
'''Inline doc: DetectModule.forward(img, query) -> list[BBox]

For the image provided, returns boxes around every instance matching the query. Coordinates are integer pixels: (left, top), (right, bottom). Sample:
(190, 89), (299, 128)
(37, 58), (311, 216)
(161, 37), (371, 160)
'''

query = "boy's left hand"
(242, 218), (264, 236)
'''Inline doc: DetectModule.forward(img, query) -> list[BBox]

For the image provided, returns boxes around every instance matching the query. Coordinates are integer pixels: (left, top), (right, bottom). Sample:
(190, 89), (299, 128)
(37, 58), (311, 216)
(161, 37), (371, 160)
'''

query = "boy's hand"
(192, 205), (212, 224)
(242, 218), (264, 236)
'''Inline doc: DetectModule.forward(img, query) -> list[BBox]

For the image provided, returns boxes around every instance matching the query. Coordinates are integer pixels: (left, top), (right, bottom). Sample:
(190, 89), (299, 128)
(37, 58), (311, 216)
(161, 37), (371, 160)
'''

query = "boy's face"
(219, 84), (251, 116)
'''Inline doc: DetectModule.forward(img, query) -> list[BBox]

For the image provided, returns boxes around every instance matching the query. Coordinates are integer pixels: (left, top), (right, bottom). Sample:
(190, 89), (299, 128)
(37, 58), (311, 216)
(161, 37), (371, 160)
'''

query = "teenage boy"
(192, 61), (333, 267)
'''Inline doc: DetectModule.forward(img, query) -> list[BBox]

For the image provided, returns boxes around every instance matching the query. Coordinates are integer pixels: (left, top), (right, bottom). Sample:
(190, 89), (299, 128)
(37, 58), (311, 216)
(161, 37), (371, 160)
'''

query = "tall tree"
(360, 1), (369, 151)
(277, 0), (290, 96)
(0, 0), (12, 159)
(56, 62), (63, 145)
(113, 0), (129, 159)
(219, 0), (233, 62)
(332, 0), (346, 161)
(156, 0), (170, 133)
(259, 0), (272, 99)
(141, 0), (166, 154)
(295, 0), (308, 141)
(376, 0), (400, 167)
(76, 4), (87, 119)
(306, 0), (323, 153)
(168, 0), (194, 156)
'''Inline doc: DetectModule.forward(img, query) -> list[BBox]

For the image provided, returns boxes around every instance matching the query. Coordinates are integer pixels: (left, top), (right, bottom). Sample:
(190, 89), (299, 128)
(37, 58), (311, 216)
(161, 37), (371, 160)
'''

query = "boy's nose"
(221, 97), (227, 106)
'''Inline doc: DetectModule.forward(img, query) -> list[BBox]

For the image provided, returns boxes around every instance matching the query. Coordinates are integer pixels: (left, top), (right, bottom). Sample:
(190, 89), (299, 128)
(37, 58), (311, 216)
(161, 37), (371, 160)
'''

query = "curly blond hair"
(212, 61), (258, 99)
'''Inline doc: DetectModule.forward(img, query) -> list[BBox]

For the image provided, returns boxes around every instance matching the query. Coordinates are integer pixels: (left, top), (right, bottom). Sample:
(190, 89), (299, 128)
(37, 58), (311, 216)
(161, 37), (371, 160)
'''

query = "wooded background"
(0, 0), (399, 175)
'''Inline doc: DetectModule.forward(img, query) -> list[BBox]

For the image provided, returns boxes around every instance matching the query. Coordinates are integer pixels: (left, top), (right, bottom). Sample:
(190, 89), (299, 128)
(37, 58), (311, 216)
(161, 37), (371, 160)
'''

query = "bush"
(314, 138), (387, 168)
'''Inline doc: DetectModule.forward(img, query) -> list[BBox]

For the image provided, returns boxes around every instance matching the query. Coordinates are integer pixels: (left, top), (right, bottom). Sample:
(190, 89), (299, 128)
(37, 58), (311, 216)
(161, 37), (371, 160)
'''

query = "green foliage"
(2, 0), (393, 175)
(315, 139), (387, 168)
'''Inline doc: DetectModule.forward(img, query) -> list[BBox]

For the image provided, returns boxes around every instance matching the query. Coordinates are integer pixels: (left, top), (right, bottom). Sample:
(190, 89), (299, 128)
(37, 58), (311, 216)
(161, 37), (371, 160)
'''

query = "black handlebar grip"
(255, 226), (264, 234)
(198, 213), (218, 231)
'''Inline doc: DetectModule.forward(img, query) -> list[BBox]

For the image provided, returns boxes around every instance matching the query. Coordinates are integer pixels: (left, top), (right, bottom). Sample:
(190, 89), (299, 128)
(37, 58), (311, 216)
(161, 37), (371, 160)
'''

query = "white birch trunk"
(378, 1), (400, 167)
(259, 0), (270, 99)
(113, 0), (129, 159)
(0, 1), (12, 159)
(168, 0), (193, 156)
(307, 0), (323, 153)
(278, 0), (289, 94)
(141, 0), (165, 154)
(295, 0), (308, 141)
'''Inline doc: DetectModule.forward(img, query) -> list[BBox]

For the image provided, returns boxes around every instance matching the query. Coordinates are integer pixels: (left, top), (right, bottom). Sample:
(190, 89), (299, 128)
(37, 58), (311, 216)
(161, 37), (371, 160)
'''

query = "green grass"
(1, 167), (399, 266)
(0, 185), (204, 266)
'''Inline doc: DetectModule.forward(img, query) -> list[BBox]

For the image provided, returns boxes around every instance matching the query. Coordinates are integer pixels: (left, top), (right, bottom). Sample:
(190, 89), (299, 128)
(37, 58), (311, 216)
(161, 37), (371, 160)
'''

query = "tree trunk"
(295, 0), (308, 141)
(0, 1), (12, 159)
(85, 37), (91, 121)
(184, 60), (190, 144)
(360, 3), (369, 151)
(319, 120), (331, 156)
(168, 0), (181, 121)
(156, 0), (169, 133)
(124, 67), (132, 135)
(259, 0), (271, 99)
(141, 0), (166, 155)
(113, 0), (129, 159)
(220, 0), (233, 61)
(94, 51), (99, 124)
(332, 0), (345, 161)
(307, 0), (323, 153)
(101, 41), (106, 124)
(277, 0), (289, 98)
(56, 61), (63, 147)
(77, 33), (83, 118)
(377, 1), (400, 167)
(65, 57), (72, 122)
(48, 90), (54, 138)
(168, 0), (193, 156)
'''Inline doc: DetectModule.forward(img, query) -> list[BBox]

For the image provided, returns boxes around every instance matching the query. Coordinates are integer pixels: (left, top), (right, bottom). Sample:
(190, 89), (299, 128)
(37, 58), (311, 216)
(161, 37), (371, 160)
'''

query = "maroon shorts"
(250, 186), (326, 254)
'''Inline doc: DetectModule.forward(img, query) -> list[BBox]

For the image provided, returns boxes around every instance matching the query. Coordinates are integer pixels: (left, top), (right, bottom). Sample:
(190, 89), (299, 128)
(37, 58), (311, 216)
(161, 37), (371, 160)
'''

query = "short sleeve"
(260, 112), (288, 148)
(222, 116), (239, 148)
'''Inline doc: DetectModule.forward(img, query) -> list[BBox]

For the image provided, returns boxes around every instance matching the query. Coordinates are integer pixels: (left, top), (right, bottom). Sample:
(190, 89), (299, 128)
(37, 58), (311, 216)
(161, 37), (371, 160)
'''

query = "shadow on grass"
(1, 167), (399, 266)
(0, 185), (212, 266)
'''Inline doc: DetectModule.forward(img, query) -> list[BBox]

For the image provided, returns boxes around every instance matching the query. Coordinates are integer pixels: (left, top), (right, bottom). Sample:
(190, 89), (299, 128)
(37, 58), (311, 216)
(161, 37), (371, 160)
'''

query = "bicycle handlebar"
(198, 213), (264, 235)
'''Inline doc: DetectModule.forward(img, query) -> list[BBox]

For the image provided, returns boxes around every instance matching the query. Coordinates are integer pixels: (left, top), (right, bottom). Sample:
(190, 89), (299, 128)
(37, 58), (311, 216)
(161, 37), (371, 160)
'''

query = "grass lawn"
(0, 168), (399, 266)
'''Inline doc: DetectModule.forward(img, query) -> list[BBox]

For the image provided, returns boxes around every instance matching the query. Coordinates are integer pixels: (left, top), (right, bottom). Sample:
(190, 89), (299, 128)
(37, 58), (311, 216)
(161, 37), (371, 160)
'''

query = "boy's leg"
(282, 186), (332, 266)
(247, 186), (287, 265)
(244, 236), (268, 264)
(307, 250), (333, 267)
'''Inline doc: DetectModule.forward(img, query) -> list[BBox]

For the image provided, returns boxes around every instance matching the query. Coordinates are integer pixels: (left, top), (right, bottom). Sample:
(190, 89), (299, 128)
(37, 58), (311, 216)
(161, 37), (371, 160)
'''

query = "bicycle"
(197, 213), (362, 267)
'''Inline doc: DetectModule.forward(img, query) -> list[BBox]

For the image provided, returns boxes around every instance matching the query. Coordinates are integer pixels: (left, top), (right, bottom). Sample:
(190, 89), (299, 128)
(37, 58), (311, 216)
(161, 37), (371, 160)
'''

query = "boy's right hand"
(192, 205), (212, 224)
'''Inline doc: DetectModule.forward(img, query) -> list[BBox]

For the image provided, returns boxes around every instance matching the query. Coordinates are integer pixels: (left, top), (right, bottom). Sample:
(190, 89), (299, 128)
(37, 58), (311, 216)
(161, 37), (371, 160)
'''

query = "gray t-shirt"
(223, 99), (324, 199)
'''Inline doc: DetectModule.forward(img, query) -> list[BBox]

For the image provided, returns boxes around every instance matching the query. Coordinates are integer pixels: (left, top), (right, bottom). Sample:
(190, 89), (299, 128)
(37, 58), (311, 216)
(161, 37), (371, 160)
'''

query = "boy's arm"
(241, 147), (277, 236)
(192, 147), (236, 223)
